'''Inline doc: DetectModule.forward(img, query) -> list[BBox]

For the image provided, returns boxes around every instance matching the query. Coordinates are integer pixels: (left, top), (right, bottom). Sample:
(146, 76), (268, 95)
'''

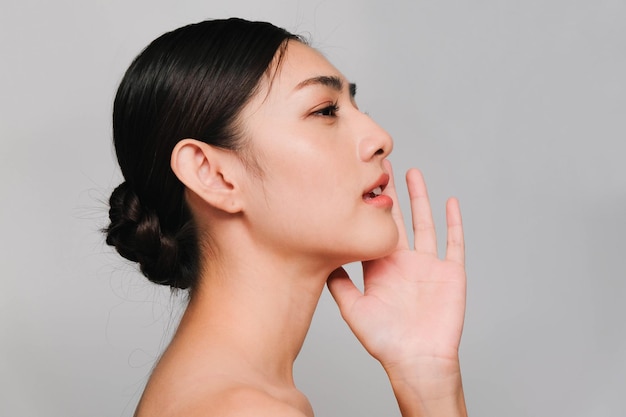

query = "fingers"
(386, 164), (463, 264)
(327, 267), (361, 316)
(445, 197), (465, 266)
(383, 160), (409, 250)
(406, 168), (437, 255)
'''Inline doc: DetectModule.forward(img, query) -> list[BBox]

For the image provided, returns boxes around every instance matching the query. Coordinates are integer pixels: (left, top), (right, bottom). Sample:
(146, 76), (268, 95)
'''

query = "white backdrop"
(1, 0), (625, 416)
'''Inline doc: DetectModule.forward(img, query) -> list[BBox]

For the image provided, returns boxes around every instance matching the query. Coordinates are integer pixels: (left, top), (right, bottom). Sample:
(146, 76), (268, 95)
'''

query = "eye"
(313, 103), (339, 117)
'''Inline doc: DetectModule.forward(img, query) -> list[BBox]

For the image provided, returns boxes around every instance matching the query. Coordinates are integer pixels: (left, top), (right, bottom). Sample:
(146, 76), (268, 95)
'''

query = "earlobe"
(171, 139), (243, 214)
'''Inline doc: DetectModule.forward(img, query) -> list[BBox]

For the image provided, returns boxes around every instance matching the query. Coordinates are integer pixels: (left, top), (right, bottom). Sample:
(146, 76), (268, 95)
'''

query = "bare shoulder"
(133, 353), (313, 417)
(214, 386), (310, 416)
(178, 385), (312, 417)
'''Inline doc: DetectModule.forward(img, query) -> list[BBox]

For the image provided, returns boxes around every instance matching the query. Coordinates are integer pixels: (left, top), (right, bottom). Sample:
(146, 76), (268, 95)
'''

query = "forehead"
(263, 41), (346, 97)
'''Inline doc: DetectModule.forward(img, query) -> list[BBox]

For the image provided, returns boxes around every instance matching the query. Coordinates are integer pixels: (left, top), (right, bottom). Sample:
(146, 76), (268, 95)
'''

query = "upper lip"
(363, 173), (390, 195)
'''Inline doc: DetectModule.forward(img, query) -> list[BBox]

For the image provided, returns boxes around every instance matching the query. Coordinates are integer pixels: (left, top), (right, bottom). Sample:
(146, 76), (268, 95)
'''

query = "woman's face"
(237, 41), (398, 266)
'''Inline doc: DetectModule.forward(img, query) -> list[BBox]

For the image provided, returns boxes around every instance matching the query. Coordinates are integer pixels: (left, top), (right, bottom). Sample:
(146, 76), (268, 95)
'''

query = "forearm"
(384, 358), (468, 417)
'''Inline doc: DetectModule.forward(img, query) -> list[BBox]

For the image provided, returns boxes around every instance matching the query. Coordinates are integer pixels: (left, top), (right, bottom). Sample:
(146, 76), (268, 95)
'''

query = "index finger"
(383, 159), (410, 250)
(406, 168), (438, 256)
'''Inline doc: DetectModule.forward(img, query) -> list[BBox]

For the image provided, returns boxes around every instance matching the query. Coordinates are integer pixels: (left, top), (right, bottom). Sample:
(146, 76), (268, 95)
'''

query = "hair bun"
(105, 182), (195, 289)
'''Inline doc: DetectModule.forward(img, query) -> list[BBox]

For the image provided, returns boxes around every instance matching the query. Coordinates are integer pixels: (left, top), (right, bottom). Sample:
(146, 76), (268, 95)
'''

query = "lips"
(362, 173), (389, 201)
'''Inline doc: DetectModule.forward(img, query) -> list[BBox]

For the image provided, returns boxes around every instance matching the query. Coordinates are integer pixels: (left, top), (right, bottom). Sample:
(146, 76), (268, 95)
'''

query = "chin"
(369, 228), (399, 259)
(349, 225), (399, 263)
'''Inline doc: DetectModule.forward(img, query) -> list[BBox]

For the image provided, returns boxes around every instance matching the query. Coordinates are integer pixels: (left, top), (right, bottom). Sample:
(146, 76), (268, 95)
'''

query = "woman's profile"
(106, 17), (468, 417)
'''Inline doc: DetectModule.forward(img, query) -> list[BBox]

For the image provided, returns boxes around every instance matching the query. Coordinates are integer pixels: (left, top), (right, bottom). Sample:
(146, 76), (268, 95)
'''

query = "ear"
(170, 139), (243, 214)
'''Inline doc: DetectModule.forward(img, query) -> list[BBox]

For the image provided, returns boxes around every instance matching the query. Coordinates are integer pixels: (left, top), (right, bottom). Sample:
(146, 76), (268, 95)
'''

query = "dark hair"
(105, 18), (300, 289)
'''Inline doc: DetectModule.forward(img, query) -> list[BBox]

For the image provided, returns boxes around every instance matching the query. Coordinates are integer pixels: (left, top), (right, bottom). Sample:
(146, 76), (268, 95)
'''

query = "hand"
(327, 160), (466, 378)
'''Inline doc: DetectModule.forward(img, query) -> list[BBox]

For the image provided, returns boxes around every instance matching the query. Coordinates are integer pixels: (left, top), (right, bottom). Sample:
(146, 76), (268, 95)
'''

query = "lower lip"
(363, 194), (393, 208)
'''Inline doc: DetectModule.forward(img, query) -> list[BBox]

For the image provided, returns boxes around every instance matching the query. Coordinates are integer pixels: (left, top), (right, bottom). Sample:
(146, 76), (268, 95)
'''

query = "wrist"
(383, 355), (462, 384)
(383, 357), (467, 417)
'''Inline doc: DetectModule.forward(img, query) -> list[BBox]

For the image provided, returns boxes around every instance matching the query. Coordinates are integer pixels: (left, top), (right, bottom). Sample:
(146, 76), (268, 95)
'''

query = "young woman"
(106, 18), (468, 417)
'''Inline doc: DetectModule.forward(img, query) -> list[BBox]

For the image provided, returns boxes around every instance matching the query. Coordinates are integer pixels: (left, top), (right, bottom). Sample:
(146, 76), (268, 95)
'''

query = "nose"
(357, 113), (394, 162)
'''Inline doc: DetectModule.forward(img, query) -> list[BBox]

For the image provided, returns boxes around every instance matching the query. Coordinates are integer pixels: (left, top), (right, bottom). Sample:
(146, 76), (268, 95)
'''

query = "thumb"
(327, 267), (361, 317)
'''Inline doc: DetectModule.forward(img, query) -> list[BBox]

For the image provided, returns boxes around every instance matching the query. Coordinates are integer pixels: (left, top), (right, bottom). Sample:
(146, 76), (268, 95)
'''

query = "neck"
(172, 245), (332, 387)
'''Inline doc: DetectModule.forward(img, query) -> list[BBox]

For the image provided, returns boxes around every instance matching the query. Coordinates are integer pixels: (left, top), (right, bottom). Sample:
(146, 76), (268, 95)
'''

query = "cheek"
(255, 167), (352, 235)
(265, 144), (352, 199)
(243, 129), (373, 243)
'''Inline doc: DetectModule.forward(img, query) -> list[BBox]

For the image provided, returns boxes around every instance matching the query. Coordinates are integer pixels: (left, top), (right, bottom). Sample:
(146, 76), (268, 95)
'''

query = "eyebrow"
(294, 75), (357, 97)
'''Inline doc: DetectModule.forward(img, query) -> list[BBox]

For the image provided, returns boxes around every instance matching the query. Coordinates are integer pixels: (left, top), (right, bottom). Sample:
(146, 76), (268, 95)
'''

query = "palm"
(328, 163), (466, 369)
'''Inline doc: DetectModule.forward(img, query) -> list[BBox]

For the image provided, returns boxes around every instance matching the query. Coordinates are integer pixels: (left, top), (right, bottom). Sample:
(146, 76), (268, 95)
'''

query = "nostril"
(374, 148), (384, 156)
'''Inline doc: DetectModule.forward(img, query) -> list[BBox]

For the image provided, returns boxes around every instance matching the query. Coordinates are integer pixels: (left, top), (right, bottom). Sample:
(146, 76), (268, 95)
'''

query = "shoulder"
(216, 386), (310, 416)
(134, 355), (312, 417)
(179, 386), (311, 417)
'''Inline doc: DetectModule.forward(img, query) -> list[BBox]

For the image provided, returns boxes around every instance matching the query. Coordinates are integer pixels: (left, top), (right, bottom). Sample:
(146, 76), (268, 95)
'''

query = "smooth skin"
(133, 41), (467, 417)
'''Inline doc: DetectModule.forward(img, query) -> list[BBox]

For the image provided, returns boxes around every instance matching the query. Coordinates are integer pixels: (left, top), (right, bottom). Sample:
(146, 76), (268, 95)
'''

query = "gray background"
(1, 0), (625, 416)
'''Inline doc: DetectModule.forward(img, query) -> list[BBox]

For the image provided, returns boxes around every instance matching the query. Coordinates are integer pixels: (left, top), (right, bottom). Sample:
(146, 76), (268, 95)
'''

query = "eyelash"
(314, 102), (339, 117)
